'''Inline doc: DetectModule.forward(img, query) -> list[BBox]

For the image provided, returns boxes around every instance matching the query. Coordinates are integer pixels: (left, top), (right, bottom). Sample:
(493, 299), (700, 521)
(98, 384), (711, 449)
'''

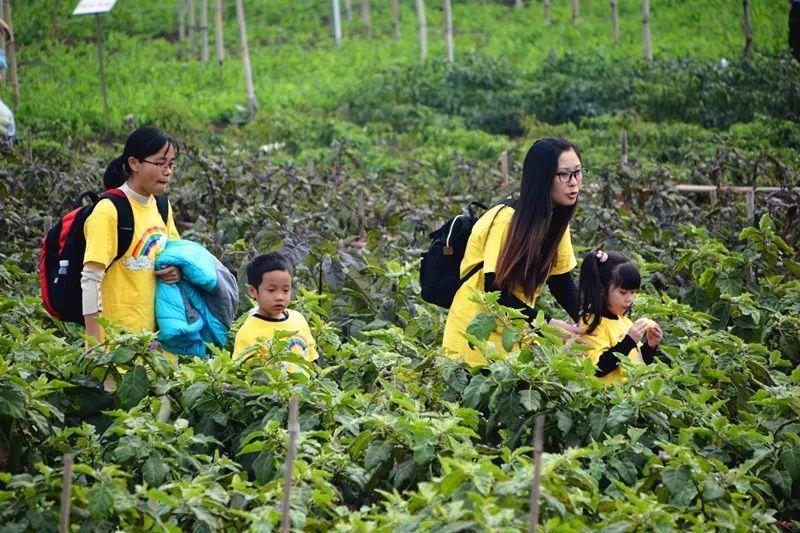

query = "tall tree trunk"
(235, 0), (257, 110)
(3, 0), (18, 108)
(215, 0), (224, 68)
(444, 0), (453, 65)
(391, 0), (400, 40)
(572, 0), (579, 26)
(742, 0), (753, 57)
(360, 0), (372, 40)
(344, 0), (352, 21)
(200, 0), (209, 62)
(332, 0), (343, 45)
(610, 0), (619, 43)
(544, 0), (551, 26)
(642, 0), (653, 64)
(416, 0), (427, 62)
(187, 0), (196, 58)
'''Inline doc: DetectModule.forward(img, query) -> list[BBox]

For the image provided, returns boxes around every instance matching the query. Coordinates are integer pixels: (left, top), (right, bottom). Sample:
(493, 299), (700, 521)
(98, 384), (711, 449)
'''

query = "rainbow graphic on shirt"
(123, 227), (168, 271)
(132, 227), (168, 258)
(287, 337), (309, 356)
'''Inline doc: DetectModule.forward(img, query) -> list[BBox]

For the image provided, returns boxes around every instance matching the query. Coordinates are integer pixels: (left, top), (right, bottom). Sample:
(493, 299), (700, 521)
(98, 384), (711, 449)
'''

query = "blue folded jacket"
(155, 240), (239, 357)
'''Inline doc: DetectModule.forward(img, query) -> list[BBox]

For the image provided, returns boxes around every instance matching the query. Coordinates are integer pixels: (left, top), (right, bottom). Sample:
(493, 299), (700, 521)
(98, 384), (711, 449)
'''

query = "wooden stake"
(709, 189), (718, 207)
(187, 0), (196, 59)
(515, 0), (523, 7)
(610, 0), (619, 43)
(235, 0), (257, 111)
(444, 0), (454, 65)
(642, 0), (653, 64)
(59, 453), (74, 533)
(544, 0), (551, 26)
(499, 150), (509, 188)
(391, 0), (400, 40)
(344, 0), (352, 21)
(572, 0), (579, 26)
(3, 0), (19, 108)
(25, 126), (32, 162)
(178, 0), (185, 43)
(416, 0), (428, 62)
(745, 188), (755, 224)
(528, 415), (545, 533)
(360, 0), (372, 40)
(200, 0), (209, 63)
(619, 129), (628, 165)
(280, 397), (300, 533)
(306, 156), (315, 178)
(332, 0), (343, 46)
(95, 14), (110, 133)
(215, 0), (224, 68)
(742, 0), (753, 57)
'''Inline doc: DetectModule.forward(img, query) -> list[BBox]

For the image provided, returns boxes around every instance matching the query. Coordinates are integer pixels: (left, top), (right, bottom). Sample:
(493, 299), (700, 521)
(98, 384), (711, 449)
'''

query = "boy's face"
(248, 270), (292, 319)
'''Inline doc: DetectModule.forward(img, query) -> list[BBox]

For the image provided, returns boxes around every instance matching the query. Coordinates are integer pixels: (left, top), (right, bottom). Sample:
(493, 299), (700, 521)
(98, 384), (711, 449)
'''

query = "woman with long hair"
(442, 137), (586, 366)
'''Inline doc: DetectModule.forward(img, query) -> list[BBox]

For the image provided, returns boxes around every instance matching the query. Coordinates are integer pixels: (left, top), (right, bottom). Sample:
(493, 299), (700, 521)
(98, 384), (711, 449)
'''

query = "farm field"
(1, 0), (799, 530)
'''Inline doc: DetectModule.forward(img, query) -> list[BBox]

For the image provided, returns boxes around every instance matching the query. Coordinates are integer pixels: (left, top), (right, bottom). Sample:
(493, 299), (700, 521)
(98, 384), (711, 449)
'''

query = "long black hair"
(578, 251), (641, 334)
(495, 137), (579, 300)
(103, 126), (179, 190)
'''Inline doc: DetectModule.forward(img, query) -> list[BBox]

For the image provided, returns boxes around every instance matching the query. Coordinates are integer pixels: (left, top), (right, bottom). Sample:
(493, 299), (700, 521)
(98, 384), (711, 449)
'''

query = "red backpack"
(40, 189), (169, 325)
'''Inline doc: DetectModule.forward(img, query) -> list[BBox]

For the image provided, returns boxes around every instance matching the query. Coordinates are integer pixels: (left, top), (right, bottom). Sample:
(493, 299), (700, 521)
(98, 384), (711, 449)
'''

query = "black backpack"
(420, 201), (490, 308)
(40, 189), (169, 325)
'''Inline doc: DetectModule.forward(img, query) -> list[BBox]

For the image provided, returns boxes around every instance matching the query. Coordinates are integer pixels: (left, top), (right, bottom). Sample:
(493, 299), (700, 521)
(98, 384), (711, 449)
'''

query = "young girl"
(82, 127), (182, 341)
(578, 251), (663, 384)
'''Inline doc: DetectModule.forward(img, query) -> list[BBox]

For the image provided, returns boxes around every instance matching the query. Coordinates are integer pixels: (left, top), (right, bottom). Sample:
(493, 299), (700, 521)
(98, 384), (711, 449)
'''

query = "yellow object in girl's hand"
(639, 318), (658, 331)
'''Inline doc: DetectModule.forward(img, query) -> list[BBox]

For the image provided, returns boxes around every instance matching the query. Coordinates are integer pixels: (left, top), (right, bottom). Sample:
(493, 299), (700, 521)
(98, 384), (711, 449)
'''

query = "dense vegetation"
(1, 0), (799, 530)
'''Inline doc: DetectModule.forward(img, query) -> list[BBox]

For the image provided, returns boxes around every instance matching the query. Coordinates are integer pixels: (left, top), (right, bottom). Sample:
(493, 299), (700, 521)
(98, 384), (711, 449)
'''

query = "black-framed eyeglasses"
(555, 168), (586, 184)
(141, 159), (176, 173)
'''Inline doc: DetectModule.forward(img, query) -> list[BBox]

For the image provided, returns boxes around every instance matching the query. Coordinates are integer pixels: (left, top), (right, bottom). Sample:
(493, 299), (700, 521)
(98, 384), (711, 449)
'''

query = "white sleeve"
(81, 262), (106, 315)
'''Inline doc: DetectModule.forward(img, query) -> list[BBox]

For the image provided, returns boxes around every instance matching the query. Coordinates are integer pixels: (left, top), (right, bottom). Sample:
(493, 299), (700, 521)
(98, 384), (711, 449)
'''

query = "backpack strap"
(101, 189), (136, 264)
(155, 194), (170, 225)
(459, 203), (511, 284)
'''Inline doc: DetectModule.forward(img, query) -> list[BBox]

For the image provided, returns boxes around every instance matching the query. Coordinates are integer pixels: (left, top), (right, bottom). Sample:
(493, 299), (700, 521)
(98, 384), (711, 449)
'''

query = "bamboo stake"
(59, 453), (74, 533)
(280, 397), (300, 533)
(235, 0), (257, 111)
(642, 0), (653, 64)
(215, 0), (224, 68)
(332, 0), (343, 45)
(25, 126), (31, 162)
(499, 150), (509, 188)
(416, 0), (428, 62)
(187, 0), (196, 59)
(544, 0), (551, 26)
(610, 0), (619, 43)
(344, 0), (352, 21)
(306, 156), (315, 178)
(619, 129), (628, 165)
(95, 14), (109, 133)
(360, 0), (372, 40)
(3, 0), (18, 108)
(742, 0), (753, 57)
(745, 189), (755, 224)
(572, 0), (579, 26)
(444, 0), (454, 65)
(200, 0), (209, 63)
(391, 0), (400, 40)
(528, 415), (545, 533)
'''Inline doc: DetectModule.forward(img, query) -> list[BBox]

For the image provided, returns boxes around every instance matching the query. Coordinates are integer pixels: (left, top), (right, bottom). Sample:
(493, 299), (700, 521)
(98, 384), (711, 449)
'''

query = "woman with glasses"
(442, 137), (587, 367)
(83, 126), (182, 341)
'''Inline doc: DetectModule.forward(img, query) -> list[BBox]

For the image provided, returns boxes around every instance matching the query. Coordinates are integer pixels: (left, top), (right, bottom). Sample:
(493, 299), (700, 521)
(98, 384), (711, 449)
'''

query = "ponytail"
(579, 253), (604, 334)
(103, 156), (127, 190)
(578, 251), (641, 334)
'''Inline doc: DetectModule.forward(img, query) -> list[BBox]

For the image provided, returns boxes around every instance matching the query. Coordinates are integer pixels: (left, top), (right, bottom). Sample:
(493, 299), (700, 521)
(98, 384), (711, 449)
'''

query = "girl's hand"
(628, 318), (651, 343)
(548, 318), (588, 336)
(646, 323), (663, 347)
(155, 265), (181, 284)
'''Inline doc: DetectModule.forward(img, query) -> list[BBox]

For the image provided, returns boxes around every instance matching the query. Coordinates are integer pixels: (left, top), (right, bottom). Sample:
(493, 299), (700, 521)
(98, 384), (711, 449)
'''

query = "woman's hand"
(548, 318), (588, 336)
(627, 318), (651, 343)
(155, 265), (181, 284)
(646, 323), (663, 347)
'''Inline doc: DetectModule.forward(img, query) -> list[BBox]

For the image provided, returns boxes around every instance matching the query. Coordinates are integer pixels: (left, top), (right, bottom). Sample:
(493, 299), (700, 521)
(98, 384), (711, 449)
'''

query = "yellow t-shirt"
(233, 310), (318, 362)
(442, 205), (577, 366)
(578, 314), (644, 385)
(83, 195), (179, 333)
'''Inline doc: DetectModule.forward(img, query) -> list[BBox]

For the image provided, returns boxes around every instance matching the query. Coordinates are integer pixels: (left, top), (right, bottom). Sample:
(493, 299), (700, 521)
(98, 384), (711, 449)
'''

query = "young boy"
(233, 253), (318, 363)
